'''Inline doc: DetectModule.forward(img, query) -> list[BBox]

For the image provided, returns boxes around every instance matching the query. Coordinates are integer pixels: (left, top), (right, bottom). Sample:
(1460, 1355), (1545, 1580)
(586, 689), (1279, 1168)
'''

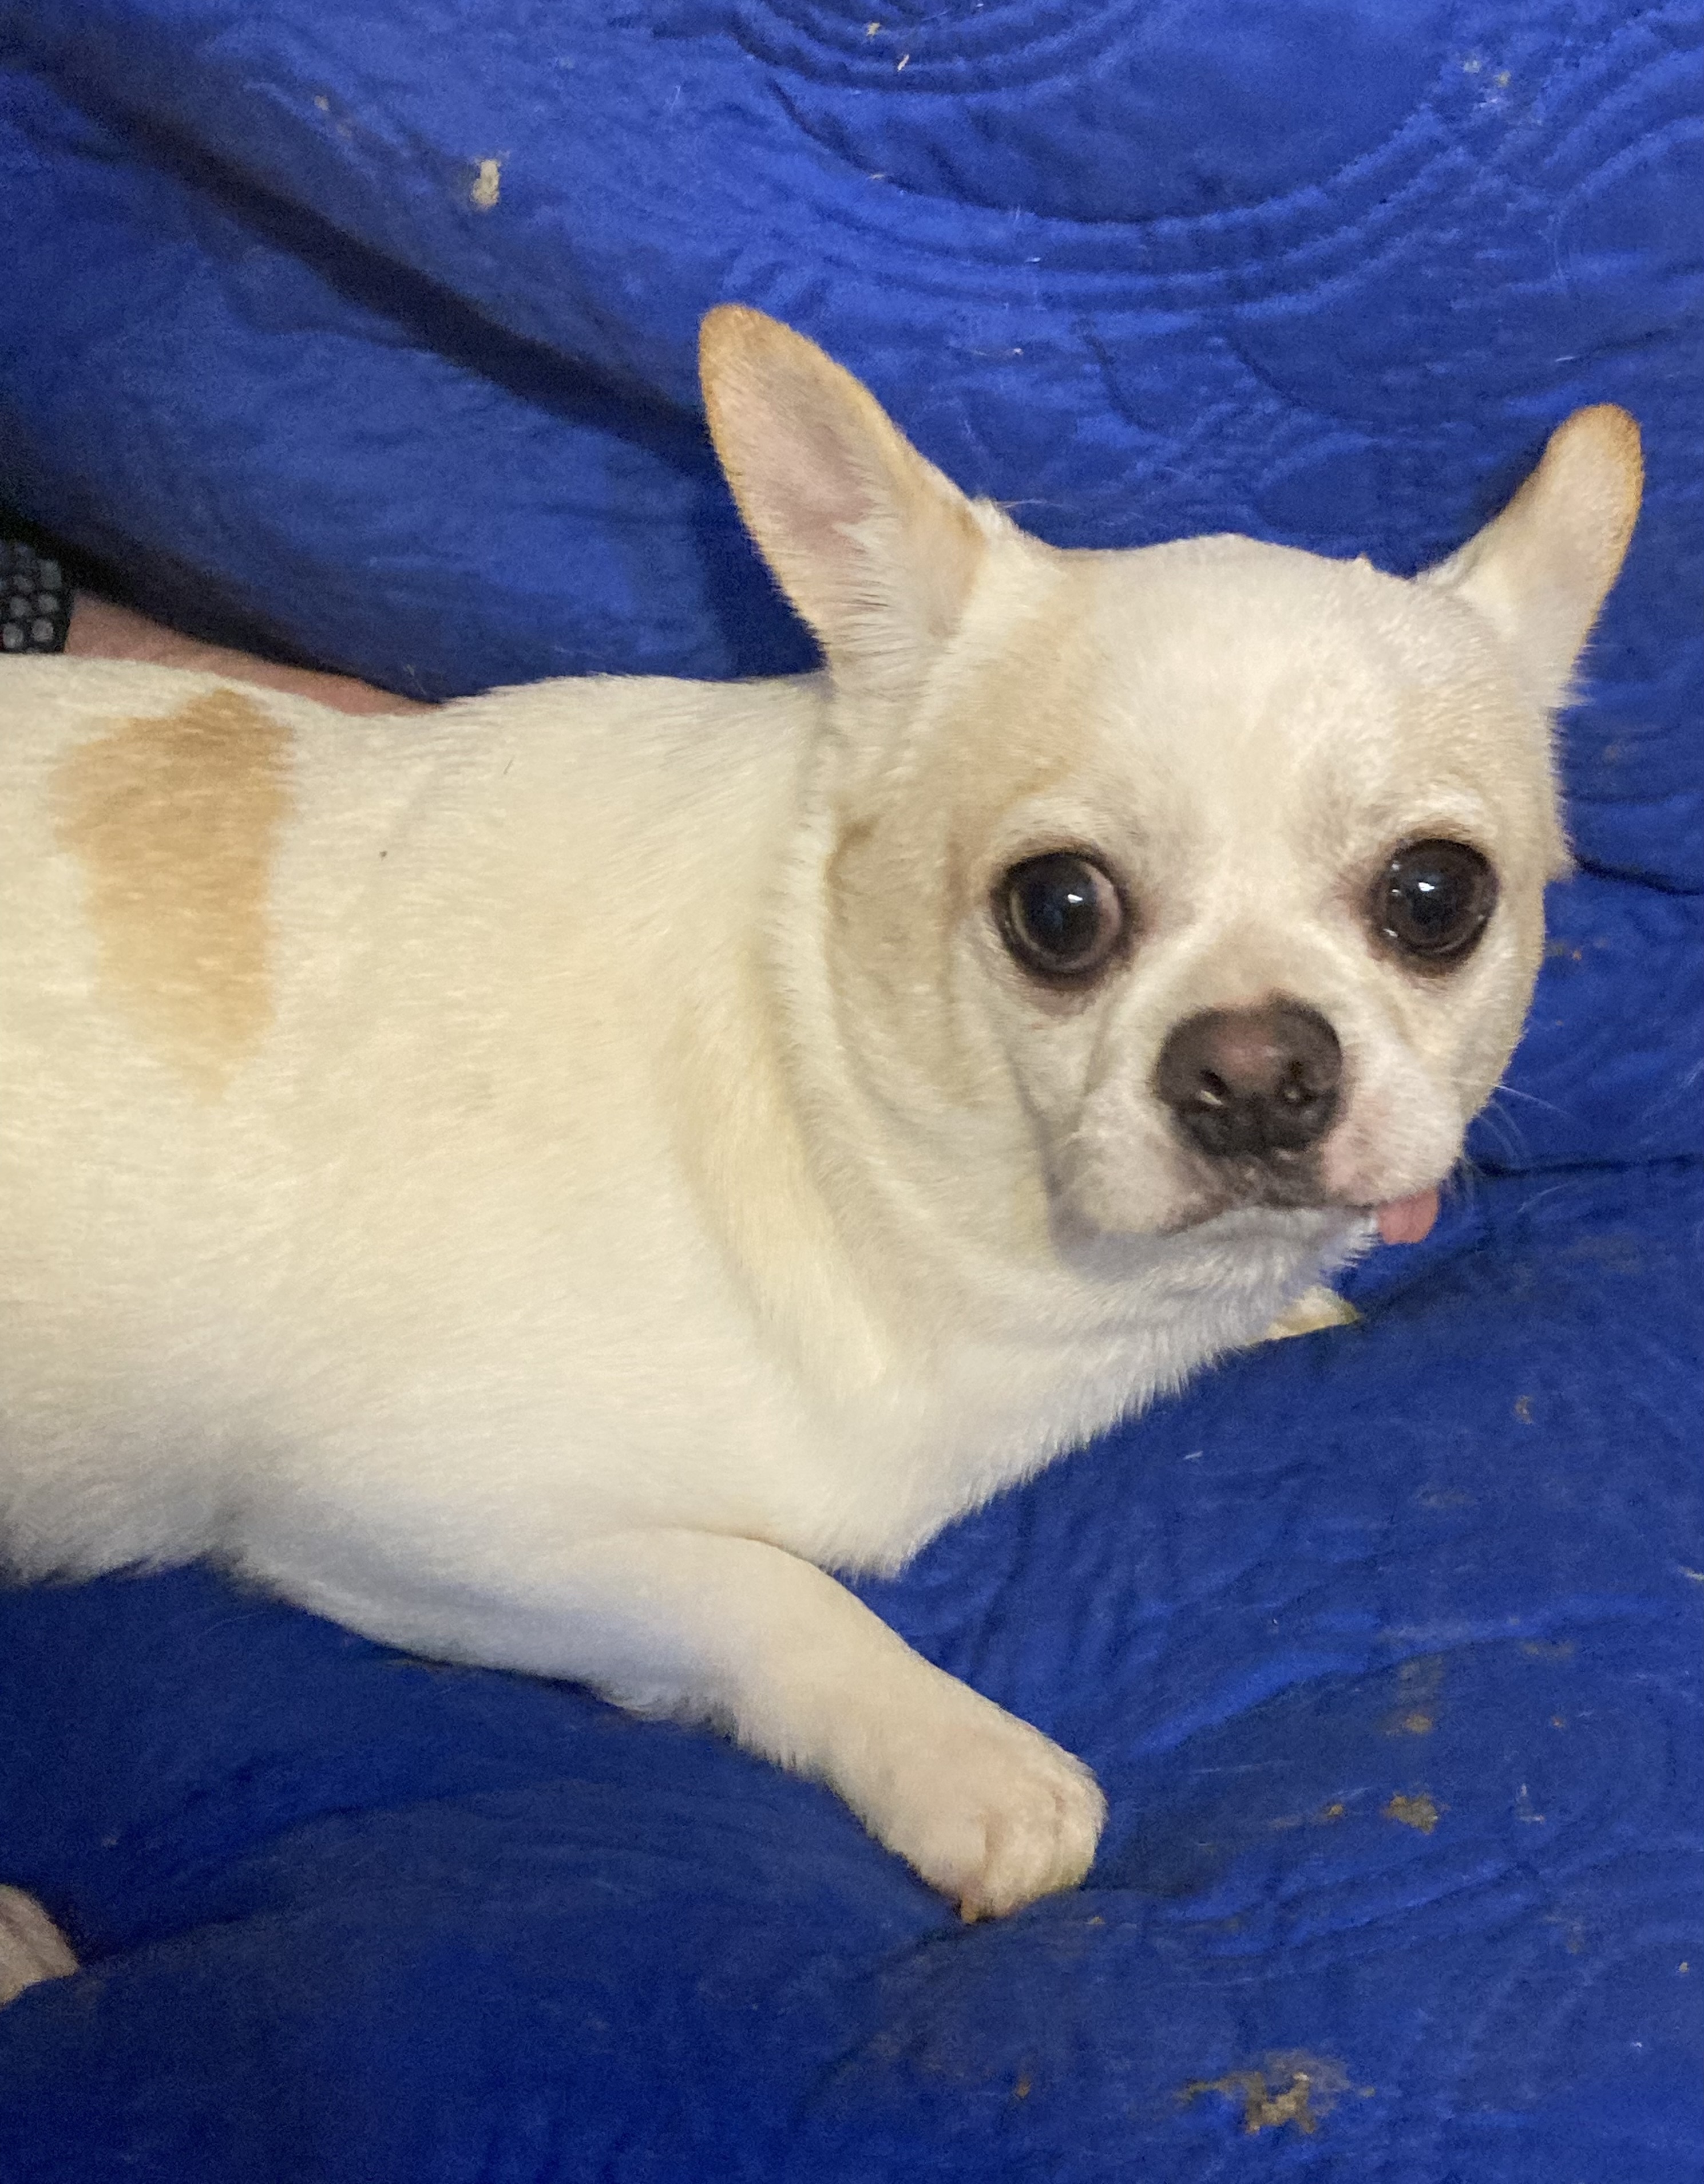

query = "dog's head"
(702, 309), (1640, 1248)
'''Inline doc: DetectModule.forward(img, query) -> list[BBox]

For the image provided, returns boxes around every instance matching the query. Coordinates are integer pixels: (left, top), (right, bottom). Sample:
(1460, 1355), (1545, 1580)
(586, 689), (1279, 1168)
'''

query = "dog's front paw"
(845, 1675), (1106, 1920)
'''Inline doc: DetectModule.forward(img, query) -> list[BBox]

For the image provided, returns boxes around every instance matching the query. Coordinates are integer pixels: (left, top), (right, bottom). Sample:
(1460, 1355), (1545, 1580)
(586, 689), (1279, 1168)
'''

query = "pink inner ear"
(1376, 1188), (1440, 1245)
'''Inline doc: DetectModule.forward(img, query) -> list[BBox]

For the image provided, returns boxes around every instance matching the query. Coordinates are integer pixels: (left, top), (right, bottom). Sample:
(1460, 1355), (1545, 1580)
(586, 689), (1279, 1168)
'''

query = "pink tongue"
(1376, 1188), (1440, 1246)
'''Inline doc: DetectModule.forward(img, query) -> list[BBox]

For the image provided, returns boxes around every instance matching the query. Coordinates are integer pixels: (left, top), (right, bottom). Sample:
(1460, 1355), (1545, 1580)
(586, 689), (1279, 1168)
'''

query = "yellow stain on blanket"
(1382, 1791), (1442, 1834)
(54, 687), (291, 1098)
(1384, 1652), (1444, 1738)
(1182, 2052), (1372, 2136)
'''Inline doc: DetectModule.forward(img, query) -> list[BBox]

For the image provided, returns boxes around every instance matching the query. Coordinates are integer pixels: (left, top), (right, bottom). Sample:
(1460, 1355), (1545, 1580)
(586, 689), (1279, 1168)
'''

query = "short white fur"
(0, 311), (1641, 1917)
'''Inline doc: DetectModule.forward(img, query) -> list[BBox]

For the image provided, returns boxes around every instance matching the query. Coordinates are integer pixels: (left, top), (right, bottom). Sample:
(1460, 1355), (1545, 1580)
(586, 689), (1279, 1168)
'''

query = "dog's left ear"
(1420, 406), (1643, 710)
(700, 307), (1008, 694)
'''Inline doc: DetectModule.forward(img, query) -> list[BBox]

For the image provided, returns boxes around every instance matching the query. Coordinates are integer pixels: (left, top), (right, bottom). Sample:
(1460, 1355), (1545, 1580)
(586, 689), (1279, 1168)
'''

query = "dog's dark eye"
(1373, 838), (1497, 966)
(997, 853), (1127, 982)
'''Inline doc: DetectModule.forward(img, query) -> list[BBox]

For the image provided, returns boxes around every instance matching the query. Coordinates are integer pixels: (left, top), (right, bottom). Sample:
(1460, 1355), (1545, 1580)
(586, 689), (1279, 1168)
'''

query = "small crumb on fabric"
(1544, 1913), (1588, 1954)
(1384, 1657), (1444, 1737)
(1382, 1793), (1441, 1833)
(471, 157), (502, 211)
(1182, 2052), (1369, 2136)
(1271, 1799), (1349, 1832)
(1261, 1287), (1361, 1342)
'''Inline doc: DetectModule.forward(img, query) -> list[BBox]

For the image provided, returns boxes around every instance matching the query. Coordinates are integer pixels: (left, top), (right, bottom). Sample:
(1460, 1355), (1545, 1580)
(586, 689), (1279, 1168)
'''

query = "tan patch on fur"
(54, 688), (291, 1095)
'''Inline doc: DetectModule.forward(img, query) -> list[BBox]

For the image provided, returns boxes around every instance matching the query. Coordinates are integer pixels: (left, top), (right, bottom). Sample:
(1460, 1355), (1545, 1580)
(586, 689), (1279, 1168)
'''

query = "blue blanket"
(1, 3), (1699, 2177)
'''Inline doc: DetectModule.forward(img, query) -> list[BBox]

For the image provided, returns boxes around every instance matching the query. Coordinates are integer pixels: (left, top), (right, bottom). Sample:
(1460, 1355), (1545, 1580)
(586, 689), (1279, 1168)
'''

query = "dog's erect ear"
(1420, 406), (1643, 711)
(700, 307), (1005, 691)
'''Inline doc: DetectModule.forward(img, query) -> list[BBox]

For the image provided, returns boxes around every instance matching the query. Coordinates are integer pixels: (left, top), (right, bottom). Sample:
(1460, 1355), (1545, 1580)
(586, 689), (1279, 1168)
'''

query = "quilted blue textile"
(1, 3), (1701, 2178)
(2, 1), (1702, 1162)
(2, 1167), (1700, 2181)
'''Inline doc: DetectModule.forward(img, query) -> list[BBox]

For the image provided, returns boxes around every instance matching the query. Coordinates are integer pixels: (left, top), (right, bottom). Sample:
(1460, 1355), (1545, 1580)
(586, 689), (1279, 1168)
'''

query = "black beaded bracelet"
(1, 539), (72, 654)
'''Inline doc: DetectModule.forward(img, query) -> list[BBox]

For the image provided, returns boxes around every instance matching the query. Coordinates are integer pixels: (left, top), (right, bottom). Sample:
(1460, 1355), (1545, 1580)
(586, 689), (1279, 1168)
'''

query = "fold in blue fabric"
(2, 1165), (1699, 2181)
(2, 1), (1698, 1166)
(1, 3), (1699, 2176)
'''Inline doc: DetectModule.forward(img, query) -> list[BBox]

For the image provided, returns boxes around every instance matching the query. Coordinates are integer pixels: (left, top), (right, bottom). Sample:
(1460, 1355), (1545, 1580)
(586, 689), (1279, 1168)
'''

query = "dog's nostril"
(1154, 1000), (1342, 1161)
(1279, 1066), (1320, 1109)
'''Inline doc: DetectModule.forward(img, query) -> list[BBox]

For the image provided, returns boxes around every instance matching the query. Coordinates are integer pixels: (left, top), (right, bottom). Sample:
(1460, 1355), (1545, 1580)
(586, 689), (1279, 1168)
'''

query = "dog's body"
(4, 658), (1262, 1576)
(0, 313), (1640, 1917)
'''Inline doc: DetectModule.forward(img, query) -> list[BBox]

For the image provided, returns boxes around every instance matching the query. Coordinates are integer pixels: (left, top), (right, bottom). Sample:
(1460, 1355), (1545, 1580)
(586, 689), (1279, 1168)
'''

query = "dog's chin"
(1156, 1153), (1344, 1237)
(1158, 1194), (1358, 1244)
(1061, 1178), (1360, 1252)
(1158, 1177), (1444, 1247)
(1056, 1140), (1447, 1251)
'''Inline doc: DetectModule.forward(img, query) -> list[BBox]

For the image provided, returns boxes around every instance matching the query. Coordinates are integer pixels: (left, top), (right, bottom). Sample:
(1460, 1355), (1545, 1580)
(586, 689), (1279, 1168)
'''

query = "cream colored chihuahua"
(0, 311), (1640, 1925)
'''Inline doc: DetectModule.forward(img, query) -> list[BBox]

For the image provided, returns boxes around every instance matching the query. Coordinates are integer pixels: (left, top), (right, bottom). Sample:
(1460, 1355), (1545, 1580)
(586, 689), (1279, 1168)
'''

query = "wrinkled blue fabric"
(2, 1167), (1699, 2181)
(1, 4), (1699, 2177)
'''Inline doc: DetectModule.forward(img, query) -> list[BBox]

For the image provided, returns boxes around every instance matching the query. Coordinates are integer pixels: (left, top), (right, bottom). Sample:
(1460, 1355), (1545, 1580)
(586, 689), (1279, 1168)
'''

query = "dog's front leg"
(570, 1530), (1107, 1920)
(279, 1526), (1104, 1920)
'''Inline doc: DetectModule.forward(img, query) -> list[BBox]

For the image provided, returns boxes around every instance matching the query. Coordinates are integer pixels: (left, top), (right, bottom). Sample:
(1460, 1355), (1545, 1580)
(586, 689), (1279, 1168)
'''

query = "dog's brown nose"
(1155, 1000), (1341, 1160)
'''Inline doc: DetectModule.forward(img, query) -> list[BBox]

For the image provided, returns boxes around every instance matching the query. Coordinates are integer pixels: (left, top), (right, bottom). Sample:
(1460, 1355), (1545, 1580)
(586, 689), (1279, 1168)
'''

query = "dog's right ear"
(1420, 405), (1643, 712)
(700, 307), (1008, 694)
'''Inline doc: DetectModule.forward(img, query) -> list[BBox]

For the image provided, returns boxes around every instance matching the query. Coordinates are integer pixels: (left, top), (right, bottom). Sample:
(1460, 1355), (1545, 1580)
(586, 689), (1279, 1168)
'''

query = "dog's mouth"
(1166, 1168), (1441, 1244)
(1371, 1186), (1439, 1244)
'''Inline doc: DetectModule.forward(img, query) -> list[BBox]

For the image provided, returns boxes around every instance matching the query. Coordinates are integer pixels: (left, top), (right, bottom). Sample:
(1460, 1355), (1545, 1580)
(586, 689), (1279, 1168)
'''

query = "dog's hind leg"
(0, 1886), (77, 2007)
